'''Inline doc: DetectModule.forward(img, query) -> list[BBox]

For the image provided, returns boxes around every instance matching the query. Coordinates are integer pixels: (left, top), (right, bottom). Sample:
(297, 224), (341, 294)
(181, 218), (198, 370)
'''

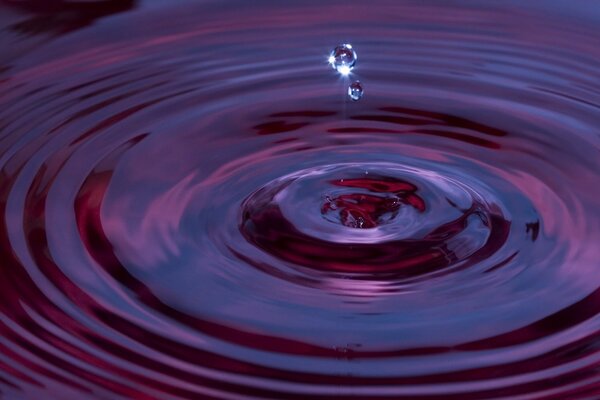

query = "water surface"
(1, 1), (599, 399)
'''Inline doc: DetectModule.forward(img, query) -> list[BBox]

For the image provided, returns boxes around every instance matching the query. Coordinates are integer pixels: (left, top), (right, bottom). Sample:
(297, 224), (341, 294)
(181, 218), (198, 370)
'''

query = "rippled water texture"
(1, 1), (600, 399)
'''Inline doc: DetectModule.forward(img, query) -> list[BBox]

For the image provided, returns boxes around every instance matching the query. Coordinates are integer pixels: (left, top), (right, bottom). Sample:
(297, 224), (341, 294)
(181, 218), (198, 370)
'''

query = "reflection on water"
(0, 1), (599, 399)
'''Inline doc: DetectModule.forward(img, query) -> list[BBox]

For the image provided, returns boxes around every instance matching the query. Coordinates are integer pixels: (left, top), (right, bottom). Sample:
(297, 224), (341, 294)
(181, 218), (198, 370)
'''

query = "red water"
(1, 1), (600, 399)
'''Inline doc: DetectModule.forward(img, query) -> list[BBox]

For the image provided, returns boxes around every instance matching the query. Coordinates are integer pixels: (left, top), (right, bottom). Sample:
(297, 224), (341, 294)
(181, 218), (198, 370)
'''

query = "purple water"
(1, 1), (600, 399)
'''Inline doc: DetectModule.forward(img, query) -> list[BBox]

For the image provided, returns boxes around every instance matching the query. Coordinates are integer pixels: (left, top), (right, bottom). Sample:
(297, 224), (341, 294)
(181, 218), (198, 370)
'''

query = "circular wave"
(0, 1), (600, 399)
(239, 161), (512, 281)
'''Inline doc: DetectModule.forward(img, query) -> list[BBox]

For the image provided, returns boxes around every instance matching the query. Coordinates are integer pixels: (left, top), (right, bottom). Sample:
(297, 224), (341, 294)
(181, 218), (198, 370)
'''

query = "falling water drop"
(348, 81), (364, 101)
(329, 44), (357, 75)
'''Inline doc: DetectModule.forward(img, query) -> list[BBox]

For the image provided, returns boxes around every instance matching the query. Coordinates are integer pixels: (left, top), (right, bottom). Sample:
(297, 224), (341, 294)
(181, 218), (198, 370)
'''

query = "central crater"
(321, 176), (425, 229)
(239, 163), (508, 278)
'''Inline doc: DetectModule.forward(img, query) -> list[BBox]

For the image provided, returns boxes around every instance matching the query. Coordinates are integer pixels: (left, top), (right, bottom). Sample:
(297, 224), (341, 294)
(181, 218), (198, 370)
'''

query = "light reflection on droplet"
(329, 44), (357, 75)
(348, 80), (363, 101)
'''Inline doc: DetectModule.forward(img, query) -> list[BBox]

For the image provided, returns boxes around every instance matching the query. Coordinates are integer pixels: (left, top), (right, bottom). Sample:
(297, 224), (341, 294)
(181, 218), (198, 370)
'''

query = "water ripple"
(0, 1), (599, 399)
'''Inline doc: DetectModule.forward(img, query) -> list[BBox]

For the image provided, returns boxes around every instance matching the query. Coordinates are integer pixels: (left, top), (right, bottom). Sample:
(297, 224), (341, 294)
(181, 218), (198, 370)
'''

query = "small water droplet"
(329, 44), (357, 75)
(348, 81), (363, 101)
(356, 217), (365, 228)
(325, 195), (338, 210)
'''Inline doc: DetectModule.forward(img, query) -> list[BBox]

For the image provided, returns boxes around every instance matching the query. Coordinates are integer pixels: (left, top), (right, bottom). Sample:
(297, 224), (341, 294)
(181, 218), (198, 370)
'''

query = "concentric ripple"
(1, 1), (600, 399)
(240, 162), (511, 280)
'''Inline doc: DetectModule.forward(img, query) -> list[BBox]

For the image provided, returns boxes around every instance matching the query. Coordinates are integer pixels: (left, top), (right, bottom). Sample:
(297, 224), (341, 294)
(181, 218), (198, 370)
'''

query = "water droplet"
(329, 44), (357, 75)
(325, 195), (338, 210)
(348, 81), (363, 101)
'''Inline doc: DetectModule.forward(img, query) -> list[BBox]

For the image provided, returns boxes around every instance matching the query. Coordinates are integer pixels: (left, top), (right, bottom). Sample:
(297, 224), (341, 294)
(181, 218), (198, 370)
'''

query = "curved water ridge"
(240, 161), (512, 280)
(0, 1), (600, 399)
